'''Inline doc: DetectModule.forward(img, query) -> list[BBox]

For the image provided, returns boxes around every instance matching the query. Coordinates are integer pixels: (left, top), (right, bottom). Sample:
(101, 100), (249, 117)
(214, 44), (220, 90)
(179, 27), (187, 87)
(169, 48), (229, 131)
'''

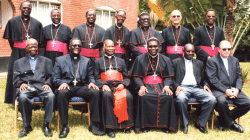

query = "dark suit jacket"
(172, 57), (208, 90)
(206, 55), (243, 93)
(13, 56), (53, 91)
(53, 54), (95, 87)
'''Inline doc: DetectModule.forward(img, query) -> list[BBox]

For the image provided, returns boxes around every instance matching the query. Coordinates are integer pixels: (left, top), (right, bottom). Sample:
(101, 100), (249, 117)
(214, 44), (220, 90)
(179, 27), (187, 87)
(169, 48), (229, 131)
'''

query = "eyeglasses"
(207, 16), (216, 18)
(51, 15), (61, 18)
(117, 15), (126, 19)
(222, 48), (232, 51)
(22, 7), (31, 10)
(72, 44), (82, 48)
(172, 15), (181, 18)
(141, 18), (150, 21)
(148, 45), (159, 48)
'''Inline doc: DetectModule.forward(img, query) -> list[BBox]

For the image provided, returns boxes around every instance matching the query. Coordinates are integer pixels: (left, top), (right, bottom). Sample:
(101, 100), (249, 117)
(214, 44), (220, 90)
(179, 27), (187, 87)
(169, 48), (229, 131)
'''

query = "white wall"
(1, 0), (13, 29)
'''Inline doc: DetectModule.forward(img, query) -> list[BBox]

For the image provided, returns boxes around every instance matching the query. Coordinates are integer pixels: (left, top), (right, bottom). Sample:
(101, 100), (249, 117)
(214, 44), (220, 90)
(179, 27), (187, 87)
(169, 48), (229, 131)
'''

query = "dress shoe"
(161, 128), (170, 133)
(182, 125), (188, 134)
(18, 126), (32, 138)
(231, 121), (244, 133)
(107, 129), (115, 138)
(59, 127), (69, 138)
(217, 116), (225, 131)
(124, 128), (131, 133)
(195, 122), (208, 133)
(142, 128), (150, 133)
(43, 125), (53, 137)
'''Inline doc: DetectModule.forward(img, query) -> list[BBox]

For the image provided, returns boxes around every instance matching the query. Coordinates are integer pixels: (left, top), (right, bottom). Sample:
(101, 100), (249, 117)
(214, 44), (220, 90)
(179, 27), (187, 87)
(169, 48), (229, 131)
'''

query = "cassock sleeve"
(161, 29), (167, 54)
(129, 43), (143, 58)
(53, 58), (69, 87)
(87, 60), (96, 84)
(13, 61), (24, 88)
(193, 28), (209, 62)
(3, 20), (14, 48)
(66, 26), (71, 46)
(94, 59), (108, 89)
(121, 59), (130, 87)
(71, 27), (80, 39)
(40, 27), (47, 56)
(171, 60), (179, 90)
(206, 59), (228, 92)
(44, 59), (53, 87)
(186, 29), (191, 44)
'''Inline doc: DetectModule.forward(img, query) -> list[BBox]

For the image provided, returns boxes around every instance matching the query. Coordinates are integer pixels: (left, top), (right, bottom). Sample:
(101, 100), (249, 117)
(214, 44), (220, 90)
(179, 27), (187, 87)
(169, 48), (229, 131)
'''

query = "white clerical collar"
(220, 55), (228, 61)
(116, 24), (123, 30)
(206, 24), (214, 29)
(148, 53), (158, 58)
(104, 54), (114, 59)
(184, 57), (192, 63)
(53, 23), (61, 27)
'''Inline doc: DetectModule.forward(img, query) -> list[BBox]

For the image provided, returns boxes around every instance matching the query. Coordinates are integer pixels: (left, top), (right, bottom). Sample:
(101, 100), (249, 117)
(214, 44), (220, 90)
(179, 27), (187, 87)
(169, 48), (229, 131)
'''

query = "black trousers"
(213, 90), (250, 127)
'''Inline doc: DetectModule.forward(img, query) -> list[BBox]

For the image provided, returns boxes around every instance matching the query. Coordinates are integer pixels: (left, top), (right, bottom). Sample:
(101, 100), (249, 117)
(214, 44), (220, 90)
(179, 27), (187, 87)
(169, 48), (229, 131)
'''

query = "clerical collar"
(104, 54), (114, 59)
(141, 26), (149, 31)
(70, 54), (80, 60)
(116, 24), (123, 30)
(206, 24), (214, 29)
(28, 54), (38, 60)
(21, 16), (30, 21)
(87, 22), (95, 27)
(53, 23), (61, 27)
(172, 25), (180, 29)
(148, 53), (158, 58)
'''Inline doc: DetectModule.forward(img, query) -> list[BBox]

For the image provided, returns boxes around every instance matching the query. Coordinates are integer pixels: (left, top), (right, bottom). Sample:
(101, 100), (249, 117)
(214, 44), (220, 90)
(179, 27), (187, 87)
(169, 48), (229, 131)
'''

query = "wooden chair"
(211, 99), (240, 130)
(56, 97), (90, 131)
(178, 98), (209, 129)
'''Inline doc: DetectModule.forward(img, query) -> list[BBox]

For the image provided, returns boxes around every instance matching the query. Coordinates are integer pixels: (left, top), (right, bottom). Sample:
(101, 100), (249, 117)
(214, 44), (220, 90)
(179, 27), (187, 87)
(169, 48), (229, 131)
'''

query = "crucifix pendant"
(73, 79), (78, 86)
(117, 40), (122, 47)
(152, 73), (157, 80)
(52, 41), (56, 47)
(144, 44), (147, 49)
(89, 42), (93, 48)
(26, 34), (30, 39)
(175, 44), (178, 51)
(211, 44), (215, 51)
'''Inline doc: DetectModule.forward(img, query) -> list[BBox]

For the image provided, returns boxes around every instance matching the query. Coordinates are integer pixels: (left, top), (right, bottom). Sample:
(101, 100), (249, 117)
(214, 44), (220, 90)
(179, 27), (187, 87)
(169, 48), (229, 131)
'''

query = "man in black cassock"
(41, 9), (71, 65)
(53, 38), (104, 138)
(162, 10), (191, 60)
(128, 12), (164, 67)
(193, 9), (225, 63)
(102, 10), (130, 60)
(71, 9), (105, 63)
(3, 0), (43, 104)
(94, 39), (133, 138)
(129, 37), (177, 133)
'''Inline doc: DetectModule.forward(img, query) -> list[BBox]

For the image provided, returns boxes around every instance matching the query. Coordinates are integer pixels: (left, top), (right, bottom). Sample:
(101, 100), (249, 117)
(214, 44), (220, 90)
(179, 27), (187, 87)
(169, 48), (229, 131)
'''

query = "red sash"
(46, 40), (68, 55)
(80, 48), (100, 60)
(100, 70), (123, 82)
(143, 75), (163, 84)
(200, 46), (219, 57)
(136, 46), (148, 54)
(115, 45), (126, 54)
(166, 46), (184, 56)
(14, 41), (26, 49)
(113, 88), (129, 123)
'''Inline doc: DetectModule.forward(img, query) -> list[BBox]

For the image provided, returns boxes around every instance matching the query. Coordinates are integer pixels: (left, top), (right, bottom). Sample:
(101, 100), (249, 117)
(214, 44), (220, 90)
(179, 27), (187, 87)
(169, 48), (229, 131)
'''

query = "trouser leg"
(57, 89), (71, 124)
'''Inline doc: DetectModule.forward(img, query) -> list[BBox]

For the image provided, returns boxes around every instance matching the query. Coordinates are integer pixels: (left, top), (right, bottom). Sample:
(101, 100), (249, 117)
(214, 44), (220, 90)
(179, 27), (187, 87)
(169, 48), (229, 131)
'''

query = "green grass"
(0, 63), (250, 139)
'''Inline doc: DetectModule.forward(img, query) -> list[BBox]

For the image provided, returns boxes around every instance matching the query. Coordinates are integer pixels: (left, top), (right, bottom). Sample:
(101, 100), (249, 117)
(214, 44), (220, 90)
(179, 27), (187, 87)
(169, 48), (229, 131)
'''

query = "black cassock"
(193, 25), (225, 62)
(162, 26), (191, 60)
(71, 23), (105, 63)
(3, 16), (42, 104)
(41, 24), (71, 65)
(127, 27), (164, 67)
(94, 56), (134, 130)
(129, 53), (177, 133)
(102, 25), (130, 60)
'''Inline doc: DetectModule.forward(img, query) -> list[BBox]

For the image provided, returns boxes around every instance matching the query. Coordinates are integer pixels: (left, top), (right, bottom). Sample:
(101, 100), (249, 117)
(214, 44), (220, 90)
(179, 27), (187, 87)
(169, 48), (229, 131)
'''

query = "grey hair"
(69, 38), (81, 46)
(50, 8), (61, 17)
(26, 38), (38, 47)
(115, 9), (126, 16)
(219, 40), (231, 49)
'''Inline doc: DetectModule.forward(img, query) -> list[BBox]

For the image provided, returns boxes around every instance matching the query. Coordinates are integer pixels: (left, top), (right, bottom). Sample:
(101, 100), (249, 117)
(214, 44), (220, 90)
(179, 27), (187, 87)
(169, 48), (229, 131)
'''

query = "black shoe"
(43, 125), (53, 137)
(217, 116), (225, 131)
(107, 129), (115, 138)
(59, 127), (69, 138)
(161, 128), (170, 133)
(231, 121), (244, 133)
(183, 125), (188, 134)
(18, 126), (32, 138)
(195, 122), (208, 133)
(142, 128), (150, 133)
(124, 128), (131, 134)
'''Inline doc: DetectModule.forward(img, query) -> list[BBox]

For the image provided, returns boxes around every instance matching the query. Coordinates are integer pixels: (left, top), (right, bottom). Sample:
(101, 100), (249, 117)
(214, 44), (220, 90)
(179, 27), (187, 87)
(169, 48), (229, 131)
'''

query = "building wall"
(0, 0), (138, 57)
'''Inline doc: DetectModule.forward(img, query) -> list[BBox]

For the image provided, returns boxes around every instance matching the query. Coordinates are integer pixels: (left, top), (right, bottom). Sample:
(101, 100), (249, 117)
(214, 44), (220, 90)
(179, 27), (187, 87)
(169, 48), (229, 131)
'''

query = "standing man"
(53, 38), (104, 138)
(206, 40), (250, 133)
(102, 9), (130, 60)
(71, 9), (105, 63)
(128, 12), (164, 67)
(42, 9), (71, 65)
(3, 0), (43, 104)
(129, 37), (177, 133)
(162, 10), (191, 60)
(94, 39), (133, 138)
(193, 9), (225, 63)
(172, 44), (216, 134)
(13, 38), (54, 138)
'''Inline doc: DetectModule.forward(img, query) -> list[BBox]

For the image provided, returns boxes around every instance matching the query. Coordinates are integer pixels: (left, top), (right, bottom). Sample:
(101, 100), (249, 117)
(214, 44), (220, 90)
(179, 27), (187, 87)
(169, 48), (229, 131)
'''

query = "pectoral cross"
(89, 42), (93, 48)
(73, 79), (78, 86)
(117, 40), (122, 47)
(25, 34), (30, 39)
(152, 73), (157, 80)
(108, 64), (113, 75)
(144, 44), (147, 49)
(175, 44), (178, 51)
(211, 44), (215, 51)
(52, 41), (56, 47)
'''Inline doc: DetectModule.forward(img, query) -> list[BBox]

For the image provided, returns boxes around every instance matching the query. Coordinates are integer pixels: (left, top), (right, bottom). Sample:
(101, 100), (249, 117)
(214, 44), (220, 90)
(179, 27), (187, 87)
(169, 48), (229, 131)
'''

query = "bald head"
(171, 10), (182, 26)
(103, 39), (115, 56)
(219, 40), (231, 49)
(26, 38), (38, 56)
(184, 43), (195, 60)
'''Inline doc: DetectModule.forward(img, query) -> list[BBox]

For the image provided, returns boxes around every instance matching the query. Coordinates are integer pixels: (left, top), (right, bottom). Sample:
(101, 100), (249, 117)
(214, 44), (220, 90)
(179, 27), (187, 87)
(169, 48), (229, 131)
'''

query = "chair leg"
(211, 110), (215, 130)
(206, 122), (208, 129)
(178, 115), (180, 129)
(14, 99), (18, 130)
(88, 103), (90, 126)
(238, 118), (240, 124)
(81, 105), (84, 120)
(57, 110), (60, 132)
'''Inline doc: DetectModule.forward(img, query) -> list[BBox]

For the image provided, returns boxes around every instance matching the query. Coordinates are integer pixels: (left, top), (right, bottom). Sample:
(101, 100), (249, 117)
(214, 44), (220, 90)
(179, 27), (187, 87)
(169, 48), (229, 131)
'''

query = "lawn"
(0, 63), (250, 139)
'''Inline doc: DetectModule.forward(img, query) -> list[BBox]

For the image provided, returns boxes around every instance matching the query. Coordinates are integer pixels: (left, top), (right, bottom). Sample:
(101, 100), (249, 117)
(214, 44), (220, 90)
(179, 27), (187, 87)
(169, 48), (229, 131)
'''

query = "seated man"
(172, 43), (216, 134)
(53, 38), (104, 138)
(129, 37), (177, 133)
(206, 40), (250, 133)
(13, 38), (54, 138)
(94, 39), (134, 138)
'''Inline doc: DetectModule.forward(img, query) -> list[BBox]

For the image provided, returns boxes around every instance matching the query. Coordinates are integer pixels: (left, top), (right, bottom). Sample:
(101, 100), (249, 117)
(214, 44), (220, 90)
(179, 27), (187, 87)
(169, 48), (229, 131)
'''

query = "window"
(96, 6), (116, 30)
(30, 0), (62, 27)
